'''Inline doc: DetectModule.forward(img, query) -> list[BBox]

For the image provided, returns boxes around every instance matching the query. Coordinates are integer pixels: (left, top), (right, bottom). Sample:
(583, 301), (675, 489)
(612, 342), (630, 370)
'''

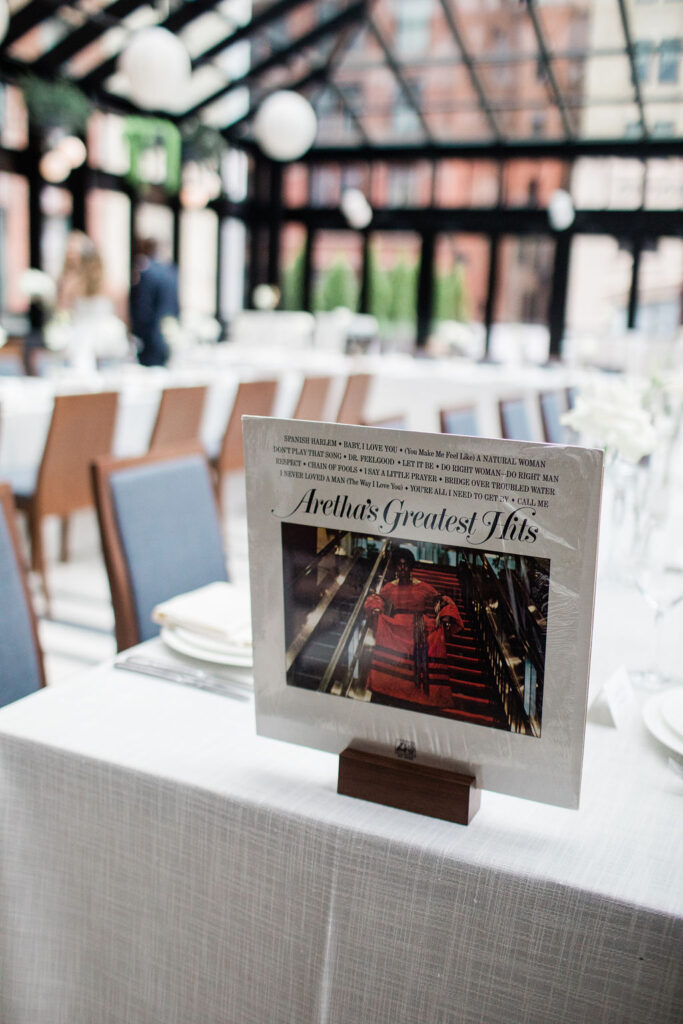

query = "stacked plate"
(152, 582), (253, 676)
(642, 688), (683, 758)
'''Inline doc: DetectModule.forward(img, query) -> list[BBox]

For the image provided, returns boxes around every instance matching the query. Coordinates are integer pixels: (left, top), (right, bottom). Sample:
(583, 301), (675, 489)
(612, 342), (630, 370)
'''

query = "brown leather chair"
(149, 385), (207, 450)
(292, 375), (333, 421)
(336, 373), (372, 425)
(11, 391), (118, 611)
(92, 444), (227, 652)
(211, 379), (277, 508)
(0, 482), (46, 703)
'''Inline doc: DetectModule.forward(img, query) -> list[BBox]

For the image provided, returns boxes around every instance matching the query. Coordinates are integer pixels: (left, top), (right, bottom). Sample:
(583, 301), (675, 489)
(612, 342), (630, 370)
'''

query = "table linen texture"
(0, 643), (681, 1024)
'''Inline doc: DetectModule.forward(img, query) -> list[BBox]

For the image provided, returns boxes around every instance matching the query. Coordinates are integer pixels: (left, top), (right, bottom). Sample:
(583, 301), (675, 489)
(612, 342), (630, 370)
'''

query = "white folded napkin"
(152, 582), (252, 648)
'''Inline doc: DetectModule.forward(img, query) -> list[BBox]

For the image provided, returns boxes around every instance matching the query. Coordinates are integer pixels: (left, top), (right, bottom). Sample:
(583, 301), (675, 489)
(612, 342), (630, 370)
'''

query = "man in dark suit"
(130, 237), (179, 367)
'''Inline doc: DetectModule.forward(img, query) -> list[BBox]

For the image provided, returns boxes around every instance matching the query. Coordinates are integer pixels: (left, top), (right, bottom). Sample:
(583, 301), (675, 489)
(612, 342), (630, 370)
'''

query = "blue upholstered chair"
(499, 398), (534, 441)
(92, 446), (228, 652)
(0, 482), (46, 705)
(539, 391), (570, 444)
(440, 406), (480, 436)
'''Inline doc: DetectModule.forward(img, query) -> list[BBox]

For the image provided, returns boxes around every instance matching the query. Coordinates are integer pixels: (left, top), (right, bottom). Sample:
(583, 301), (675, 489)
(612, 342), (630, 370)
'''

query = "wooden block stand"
(338, 746), (480, 825)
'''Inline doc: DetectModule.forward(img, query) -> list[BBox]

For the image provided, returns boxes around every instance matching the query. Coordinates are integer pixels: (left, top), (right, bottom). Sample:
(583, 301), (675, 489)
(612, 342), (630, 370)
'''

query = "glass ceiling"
(1, 0), (681, 154)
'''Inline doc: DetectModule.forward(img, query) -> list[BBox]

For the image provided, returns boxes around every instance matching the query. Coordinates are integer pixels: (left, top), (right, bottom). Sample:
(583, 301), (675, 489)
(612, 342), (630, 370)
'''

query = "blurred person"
(363, 547), (464, 708)
(130, 237), (179, 367)
(45, 231), (129, 372)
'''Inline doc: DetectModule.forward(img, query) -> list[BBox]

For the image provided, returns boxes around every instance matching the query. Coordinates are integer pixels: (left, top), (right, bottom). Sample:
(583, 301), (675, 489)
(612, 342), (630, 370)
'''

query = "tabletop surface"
(1, 637), (681, 919)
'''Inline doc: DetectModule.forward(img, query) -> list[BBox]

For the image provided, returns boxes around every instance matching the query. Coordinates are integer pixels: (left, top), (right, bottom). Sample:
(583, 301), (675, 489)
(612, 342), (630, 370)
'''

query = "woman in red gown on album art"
(364, 548), (464, 709)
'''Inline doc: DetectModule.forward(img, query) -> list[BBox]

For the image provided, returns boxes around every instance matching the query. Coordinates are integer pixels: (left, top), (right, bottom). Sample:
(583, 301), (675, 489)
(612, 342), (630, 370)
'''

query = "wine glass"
(631, 562), (683, 690)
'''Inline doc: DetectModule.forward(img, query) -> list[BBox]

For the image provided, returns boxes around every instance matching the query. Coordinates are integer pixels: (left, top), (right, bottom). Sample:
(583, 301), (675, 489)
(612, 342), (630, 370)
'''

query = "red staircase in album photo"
(413, 564), (508, 730)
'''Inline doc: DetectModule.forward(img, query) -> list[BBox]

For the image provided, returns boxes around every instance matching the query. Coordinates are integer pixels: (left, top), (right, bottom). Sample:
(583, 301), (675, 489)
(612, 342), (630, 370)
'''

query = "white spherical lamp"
(119, 27), (191, 111)
(253, 91), (317, 162)
(0, 0), (9, 45)
(39, 149), (71, 184)
(57, 135), (87, 169)
(548, 189), (575, 232)
(341, 188), (373, 229)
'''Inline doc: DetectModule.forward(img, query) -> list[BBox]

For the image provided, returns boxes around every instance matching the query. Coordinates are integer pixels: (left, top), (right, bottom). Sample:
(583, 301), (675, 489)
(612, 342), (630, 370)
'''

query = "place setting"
(115, 581), (254, 700)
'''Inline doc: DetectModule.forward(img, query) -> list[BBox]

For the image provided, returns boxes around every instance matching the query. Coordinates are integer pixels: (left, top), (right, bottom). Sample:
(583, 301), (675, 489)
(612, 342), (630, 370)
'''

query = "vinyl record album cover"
(244, 417), (603, 808)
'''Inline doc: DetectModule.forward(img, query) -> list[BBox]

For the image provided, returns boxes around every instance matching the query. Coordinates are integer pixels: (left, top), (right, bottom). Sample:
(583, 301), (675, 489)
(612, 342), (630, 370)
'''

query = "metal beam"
(188, 0), (313, 74)
(30, 0), (149, 77)
(616, 0), (648, 138)
(0, 0), (56, 51)
(524, 0), (573, 140)
(299, 136), (683, 162)
(327, 79), (370, 145)
(366, 14), (434, 143)
(235, 202), (683, 240)
(437, 0), (501, 142)
(182, 1), (368, 122)
(78, 0), (307, 92)
(222, 16), (368, 142)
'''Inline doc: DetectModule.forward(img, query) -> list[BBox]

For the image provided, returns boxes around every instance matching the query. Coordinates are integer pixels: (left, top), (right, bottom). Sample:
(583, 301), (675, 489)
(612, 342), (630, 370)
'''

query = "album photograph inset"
(282, 522), (549, 736)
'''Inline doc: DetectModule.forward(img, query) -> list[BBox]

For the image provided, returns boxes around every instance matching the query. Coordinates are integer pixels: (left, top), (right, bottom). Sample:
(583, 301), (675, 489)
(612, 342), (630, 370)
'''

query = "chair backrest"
(149, 385), (207, 450)
(499, 398), (534, 441)
(0, 350), (25, 376)
(92, 445), (228, 651)
(440, 406), (480, 436)
(217, 379), (277, 475)
(539, 390), (569, 444)
(36, 391), (118, 516)
(292, 376), (333, 421)
(362, 415), (407, 430)
(336, 373), (372, 425)
(0, 482), (46, 704)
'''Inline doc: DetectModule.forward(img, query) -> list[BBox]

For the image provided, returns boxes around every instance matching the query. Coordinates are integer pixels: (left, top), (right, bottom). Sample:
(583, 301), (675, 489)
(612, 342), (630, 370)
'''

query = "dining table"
(0, 581), (681, 1024)
(0, 349), (579, 483)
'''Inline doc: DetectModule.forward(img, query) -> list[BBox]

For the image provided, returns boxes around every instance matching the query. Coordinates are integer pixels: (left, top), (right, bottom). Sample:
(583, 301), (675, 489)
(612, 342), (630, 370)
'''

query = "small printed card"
(244, 417), (603, 809)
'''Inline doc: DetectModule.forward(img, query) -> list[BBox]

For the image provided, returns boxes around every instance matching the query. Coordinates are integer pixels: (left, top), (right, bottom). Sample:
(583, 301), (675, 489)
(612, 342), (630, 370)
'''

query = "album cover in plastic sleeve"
(244, 416), (603, 808)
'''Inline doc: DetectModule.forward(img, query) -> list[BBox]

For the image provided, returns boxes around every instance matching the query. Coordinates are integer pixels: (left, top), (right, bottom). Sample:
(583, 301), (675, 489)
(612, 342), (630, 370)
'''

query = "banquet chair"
(362, 414), (407, 429)
(10, 391), (118, 611)
(336, 373), (372, 425)
(211, 379), (277, 510)
(92, 445), (228, 652)
(499, 397), (534, 441)
(539, 390), (569, 444)
(148, 385), (207, 451)
(292, 375), (333, 421)
(0, 482), (46, 705)
(0, 349), (25, 376)
(440, 406), (480, 436)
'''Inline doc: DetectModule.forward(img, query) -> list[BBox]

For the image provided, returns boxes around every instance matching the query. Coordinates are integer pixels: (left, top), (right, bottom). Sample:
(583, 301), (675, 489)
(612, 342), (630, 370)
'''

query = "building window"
(339, 84), (362, 134)
(388, 165), (417, 206)
(633, 40), (654, 82)
(653, 120), (675, 137)
(392, 0), (433, 57)
(393, 81), (422, 137)
(310, 166), (340, 207)
(659, 39), (681, 84)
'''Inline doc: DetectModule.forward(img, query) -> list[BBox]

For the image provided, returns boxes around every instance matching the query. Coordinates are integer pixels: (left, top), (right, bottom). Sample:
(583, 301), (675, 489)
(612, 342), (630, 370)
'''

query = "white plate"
(659, 689), (683, 740)
(161, 626), (253, 668)
(642, 690), (683, 757)
(173, 625), (252, 662)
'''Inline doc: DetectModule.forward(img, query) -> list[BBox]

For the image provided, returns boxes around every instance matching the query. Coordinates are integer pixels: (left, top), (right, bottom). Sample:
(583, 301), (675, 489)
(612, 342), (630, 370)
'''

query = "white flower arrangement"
(18, 268), (57, 308)
(561, 378), (658, 464)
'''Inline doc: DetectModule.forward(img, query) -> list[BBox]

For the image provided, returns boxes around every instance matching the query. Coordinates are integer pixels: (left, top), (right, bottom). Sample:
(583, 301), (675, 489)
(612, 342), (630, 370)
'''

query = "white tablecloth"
(0, 638), (680, 1024)
(0, 353), (578, 480)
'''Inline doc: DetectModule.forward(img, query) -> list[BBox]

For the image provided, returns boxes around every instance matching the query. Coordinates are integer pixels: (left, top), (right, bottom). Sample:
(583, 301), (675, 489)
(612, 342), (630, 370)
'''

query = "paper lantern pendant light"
(253, 91), (317, 162)
(119, 27), (191, 111)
